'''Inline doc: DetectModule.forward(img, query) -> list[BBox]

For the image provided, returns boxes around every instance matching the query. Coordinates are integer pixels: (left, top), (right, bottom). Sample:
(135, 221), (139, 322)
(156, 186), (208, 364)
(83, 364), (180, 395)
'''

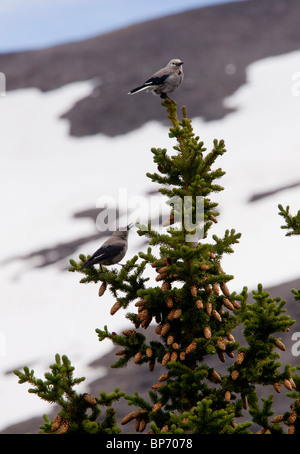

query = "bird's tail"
(79, 258), (95, 270)
(128, 85), (150, 95)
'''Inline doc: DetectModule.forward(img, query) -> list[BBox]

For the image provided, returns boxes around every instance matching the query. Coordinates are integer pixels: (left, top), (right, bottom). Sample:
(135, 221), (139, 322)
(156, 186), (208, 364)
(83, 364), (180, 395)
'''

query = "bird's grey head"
(113, 223), (133, 239)
(167, 59), (183, 69)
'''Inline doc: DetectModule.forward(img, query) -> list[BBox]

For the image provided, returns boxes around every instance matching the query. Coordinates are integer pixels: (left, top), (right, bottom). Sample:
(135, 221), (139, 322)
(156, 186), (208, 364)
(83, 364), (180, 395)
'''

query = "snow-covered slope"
(1, 50), (300, 431)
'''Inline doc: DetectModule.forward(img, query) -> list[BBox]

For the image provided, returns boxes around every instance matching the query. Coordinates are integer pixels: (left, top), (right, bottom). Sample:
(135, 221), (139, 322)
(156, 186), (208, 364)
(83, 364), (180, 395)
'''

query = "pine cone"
(166, 297), (173, 308)
(271, 414), (285, 423)
(139, 419), (147, 433)
(274, 338), (286, 351)
(236, 352), (245, 365)
(232, 300), (241, 309)
(225, 390), (231, 402)
(83, 393), (97, 405)
(158, 372), (169, 382)
(138, 309), (149, 321)
(152, 383), (165, 391)
(58, 419), (71, 434)
(217, 339), (226, 351)
(51, 415), (62, 432)
(190, 285), (197, 297)
(157, 266), (167, 274)
(141, 314), (152, 328)
(212, 283), (220, 296)
(272, 381), (280, 393)
(121, 410), (144, 425)
(171, 351), (178, 362)
(288, 411), (297, 424)
(204, 326), (211, 339)
(218, 352), (225, 363)
(220, 282), (230, 297)
(161, 323), (171, 336)
(211, 369), (222, 383)
(186, 341), (197, 354)
(161, 281), (171, 292)
(146, 347), (153, 358)
(134, 352), (143, 364)
(201, 264), (209, 271)
(173, 308), (182, 319)
(231, 370), (239, 381)
(156, 273), (168, 281)
(212, 309), (222, 322)
(179, 351), (186, 361)
(162, 352), (171, 366)
(205, 302), (212, 315)
(167, 335), (174, 345)
(98, 281), (107, 297)
(149, 359), (155, 371)
(152, 402), (162, 412)
(110, 301), (122, 315)
(196, 299), (203, 309)
(167, 309), (176, 320)
(222, 298), (234, 311)
(284, 378), (293, 390)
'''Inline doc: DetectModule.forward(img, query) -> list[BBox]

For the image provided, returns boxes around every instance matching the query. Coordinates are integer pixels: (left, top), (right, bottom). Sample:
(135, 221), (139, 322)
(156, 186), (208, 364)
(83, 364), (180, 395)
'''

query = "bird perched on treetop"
(128, 59), (184, 99)
(79, 224), (132, 272)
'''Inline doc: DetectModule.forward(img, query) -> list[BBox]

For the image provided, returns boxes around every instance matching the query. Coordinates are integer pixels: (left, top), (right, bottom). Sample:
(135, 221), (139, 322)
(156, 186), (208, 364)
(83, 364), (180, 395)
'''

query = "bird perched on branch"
(128, 59), (184, 99)
(79, 224), (132, 272)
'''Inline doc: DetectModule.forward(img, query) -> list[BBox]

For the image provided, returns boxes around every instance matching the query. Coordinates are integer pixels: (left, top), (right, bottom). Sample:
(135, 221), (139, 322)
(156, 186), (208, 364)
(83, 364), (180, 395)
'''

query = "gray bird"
(128, 59), (184, 98)
(79, 224), (132, 272)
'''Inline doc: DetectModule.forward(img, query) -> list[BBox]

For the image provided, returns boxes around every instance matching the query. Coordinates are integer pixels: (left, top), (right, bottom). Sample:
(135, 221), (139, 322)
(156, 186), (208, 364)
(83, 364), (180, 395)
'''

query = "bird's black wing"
(79, 244), (124, 269)
(128, 74), (170, 94)
(91, 244), (124, 261)
(144, 74), (170, 87)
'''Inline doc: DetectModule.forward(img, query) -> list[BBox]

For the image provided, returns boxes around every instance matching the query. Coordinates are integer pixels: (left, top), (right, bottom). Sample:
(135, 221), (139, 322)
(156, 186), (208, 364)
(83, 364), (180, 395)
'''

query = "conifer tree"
(15, 354), (124, 434)
(15, 99), (299, 434)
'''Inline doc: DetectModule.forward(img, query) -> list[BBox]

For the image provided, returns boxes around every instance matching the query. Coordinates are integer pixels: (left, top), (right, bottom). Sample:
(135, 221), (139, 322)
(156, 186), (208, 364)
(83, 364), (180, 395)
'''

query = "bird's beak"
(176, 61), (183, 66)
(127, 223), (134, 230)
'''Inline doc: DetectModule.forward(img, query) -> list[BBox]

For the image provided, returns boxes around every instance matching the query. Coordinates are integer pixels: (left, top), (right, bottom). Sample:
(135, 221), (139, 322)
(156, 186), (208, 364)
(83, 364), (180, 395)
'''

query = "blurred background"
(1, 0), (300, 433)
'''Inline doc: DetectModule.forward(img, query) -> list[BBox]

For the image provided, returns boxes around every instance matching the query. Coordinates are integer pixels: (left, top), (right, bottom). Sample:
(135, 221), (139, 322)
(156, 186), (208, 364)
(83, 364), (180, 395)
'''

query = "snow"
(1, 50), (300, 431)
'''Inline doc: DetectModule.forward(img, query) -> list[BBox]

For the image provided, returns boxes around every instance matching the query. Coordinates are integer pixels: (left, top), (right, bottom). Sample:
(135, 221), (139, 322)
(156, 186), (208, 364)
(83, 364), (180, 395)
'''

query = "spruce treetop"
(15, 98), (299, 435)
